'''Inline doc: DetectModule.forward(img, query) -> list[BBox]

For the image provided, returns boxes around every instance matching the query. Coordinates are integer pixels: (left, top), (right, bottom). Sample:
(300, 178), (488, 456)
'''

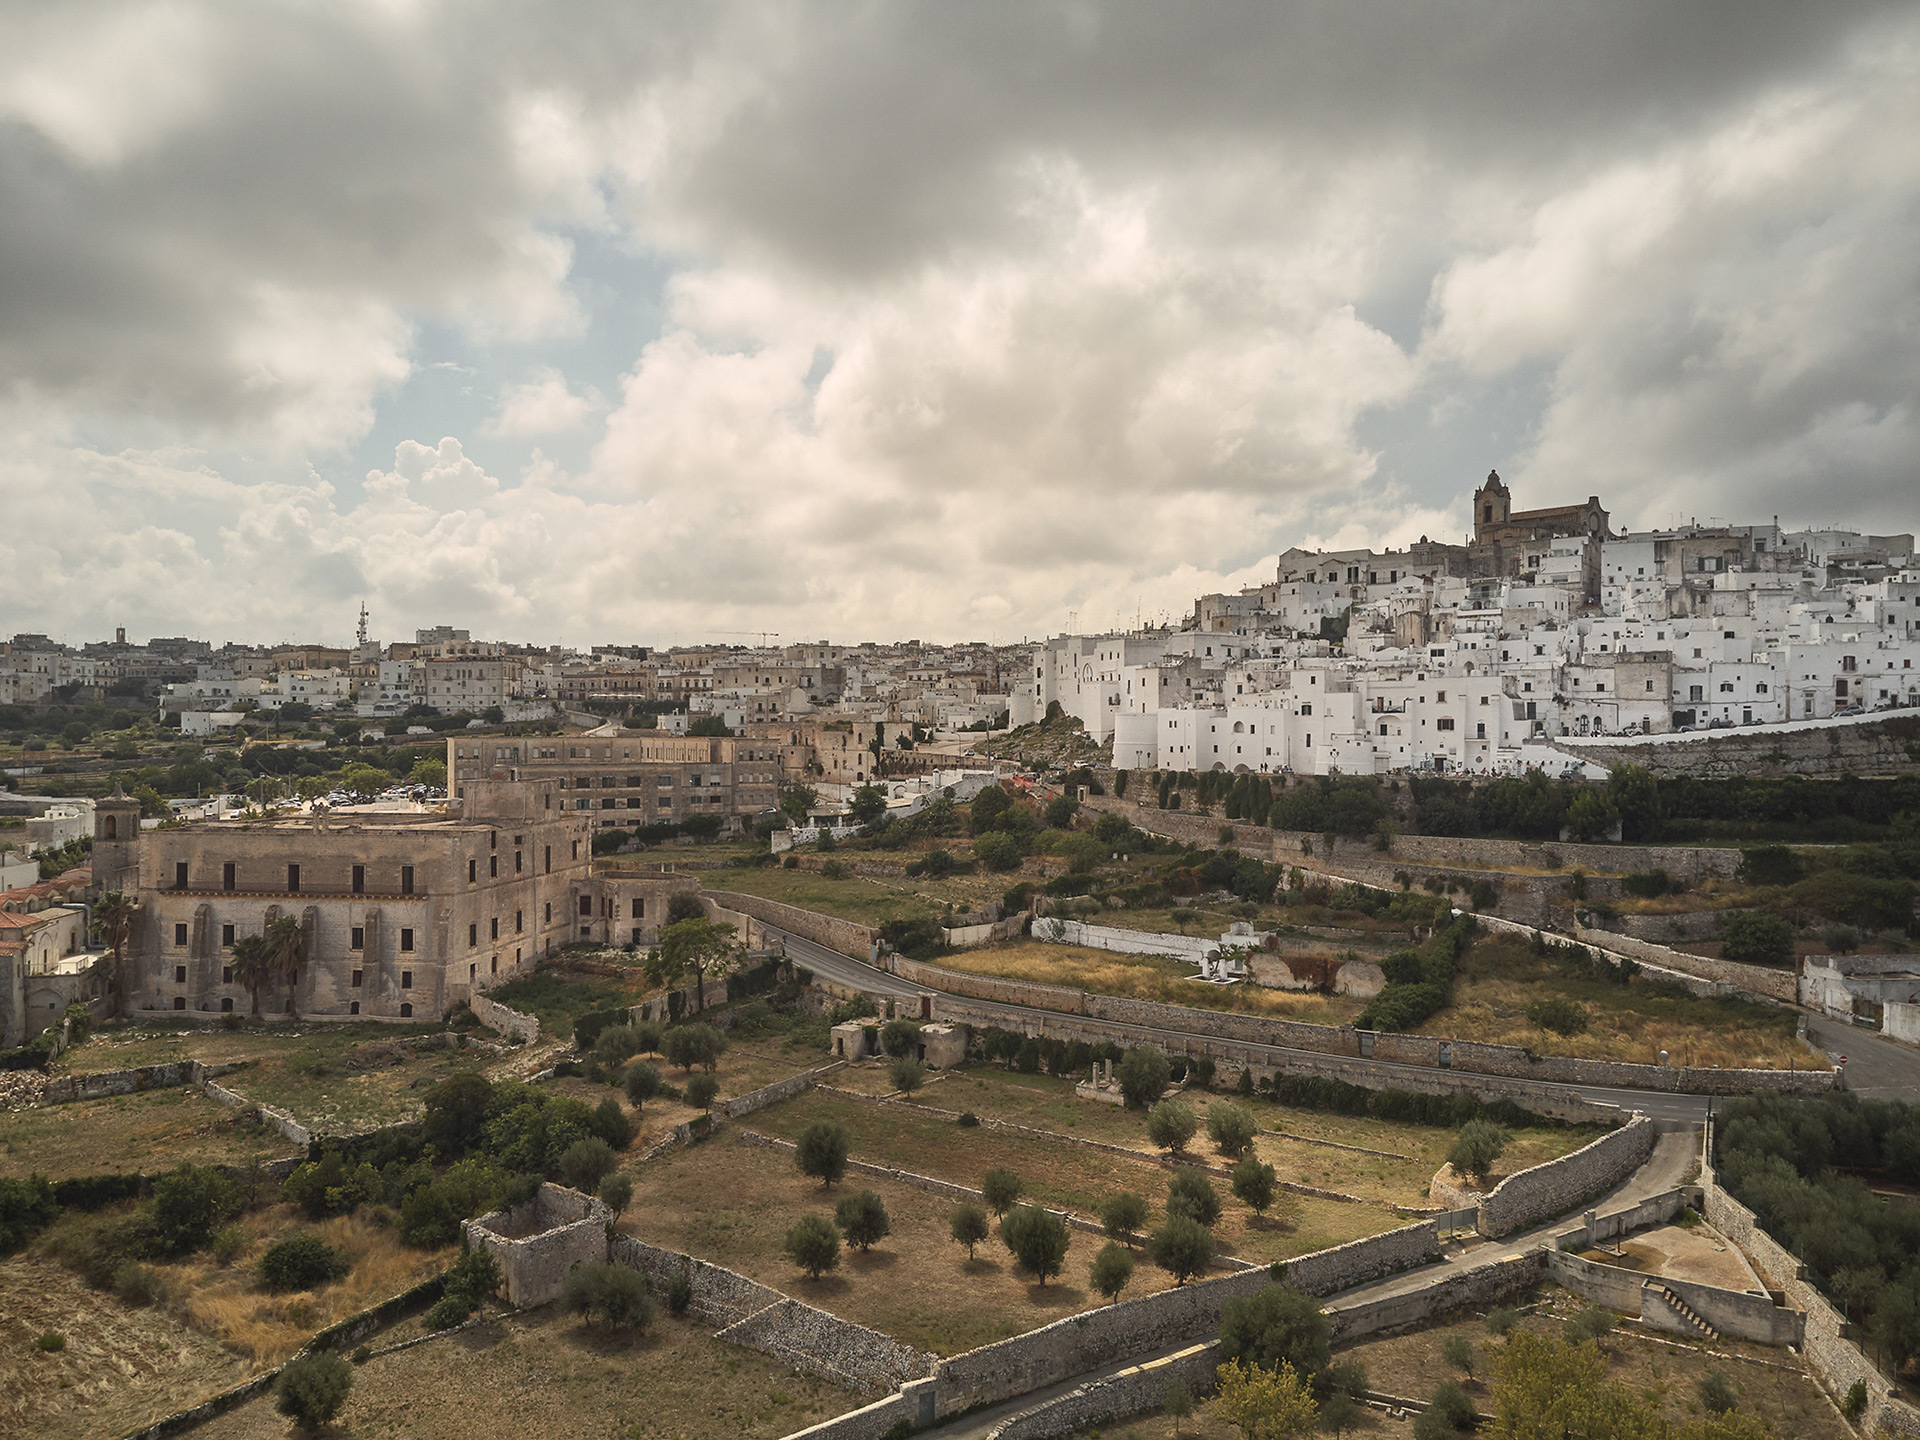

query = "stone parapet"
(1477, 1117), (1655, 1237)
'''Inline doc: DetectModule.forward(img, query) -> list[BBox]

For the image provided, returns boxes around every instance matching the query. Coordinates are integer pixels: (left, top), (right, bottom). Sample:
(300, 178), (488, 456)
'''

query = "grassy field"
(695, 861), (1002, 928)
(889, 1065), (1597, 1208)
(623, 1123), (1202, 1356)
(1423, 934), (1816, 1069)
(190, 1303), (855, 1440)
(933, 940), (1365, 1024)
(0, 1088), (297, 1181)
(713, 1088), (1408, 1285)
(485, 965), (656, 1039)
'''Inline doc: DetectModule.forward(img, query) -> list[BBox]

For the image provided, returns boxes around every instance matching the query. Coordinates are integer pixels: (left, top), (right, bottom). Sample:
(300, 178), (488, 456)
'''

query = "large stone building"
(446, 731), (784, 836)
(126, 777), (591, 1023)
(1470, 471), (1611, 602)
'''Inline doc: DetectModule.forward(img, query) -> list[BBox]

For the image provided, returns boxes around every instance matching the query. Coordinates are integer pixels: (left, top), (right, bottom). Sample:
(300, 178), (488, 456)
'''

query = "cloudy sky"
(3, 1), (1916, 650)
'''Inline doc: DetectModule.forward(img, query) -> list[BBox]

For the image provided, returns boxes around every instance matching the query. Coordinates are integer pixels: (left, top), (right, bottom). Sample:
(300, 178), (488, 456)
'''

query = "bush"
(784, 1214), (841, 1278)
(999, 1203), (1070, 1286)
(113, 1260), (163, 1306)
(1440, 1335), (1475, 1377)
(562, 1260), (655, 1329)
(1844, 1380), (1869, 1420)
(34, 1330), (65, 1352)
(1165, 1170), (1221, 1228)
(950, 1201), (991, 1258)
(1485, 1306), (1521, 1336)
(1147, 1215), (1215, 1284)
(1719, 911), (1795, 966)
(426, 1294), (471, 1330)
(1207, 1102), (1259, 1158)
(1524, 997), (1588, 1036)
(1418, 1381), (1476, 1437)
(0, 1174), (58, 1254)
(1100, 1191), (1149, 1243)
(1740, 845), (1805, 887)
(150, 1165), (241, 1256)
(1564, 1304), (1615, 1343)
(1699, 1370), (1736, 1415)
(1822, 923), (1862, 954)
(599, 1173), (633, 1219)
(623, 1061), (661, 1112)
(834, 1190), (891, 1250)
(1090, 1241), (1134, 1303)
(982, 1168), (1023, 1215)
(558, 1138), (617, 1194)
(276, 1351), (354, 1431)
(1146, 1099), (1197, 1154)
(796, 1122), (850, 1188)
(665, 1266), (694, 1315)
(1219, 1283), (1331, 1376)
(1447, 1120), (1509, 1182)
(878, 1017), (921, 1058)
(684, 1073), (719, 1110)
(259, 1234), (350, 1292)
(443, 1244), (502, 1311)
(972, 831), (1026, 871)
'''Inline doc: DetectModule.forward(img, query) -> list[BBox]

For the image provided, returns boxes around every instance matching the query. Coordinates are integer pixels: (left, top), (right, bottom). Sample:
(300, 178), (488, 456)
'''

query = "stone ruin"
(463, 1183), (610, 1307)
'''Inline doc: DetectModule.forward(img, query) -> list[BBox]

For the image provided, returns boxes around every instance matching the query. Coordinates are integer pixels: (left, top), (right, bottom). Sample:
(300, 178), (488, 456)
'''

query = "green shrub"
(1219, 1283), (1330, 1376)
(783, 1214), (840, 1279)
(149, 1164), (241, 1255)
(982, 1168), (1023, 1215)
(999, 1203), (1070, 1286)
(950, 1201), (991, 1258)
(1206, 1102), (1258, 1158)
(1146, 1099), (1198, 1154)
(1147, 1215), (1214, 1284)
(1485, 1306), (1521, 1336)
(1100, 1191), (1149, 1242)
(795, 1122), (850, 1188)
(1447, 1120), (1509, 1182)
(426, 1295), (471, 1330)
(0, 1174), (59, 1254)
(665, 1266), (694, 1315)
(1719, 911), (1795, 966)
(275, 1352), (354, 1430)
(558, 1138), (616, 1194)
(34, 1330), (65, 1352)
(1699, 1370), (1736, 1415)
(259, 1234), (350, 1292)
(834, 1190), (891, 1250)
(1090, 1240), (1134, 1303)
(561, 1261), (654, 1329)
(1524, 997), (1588, 1036)
(1165, 1171), (1221, 1228)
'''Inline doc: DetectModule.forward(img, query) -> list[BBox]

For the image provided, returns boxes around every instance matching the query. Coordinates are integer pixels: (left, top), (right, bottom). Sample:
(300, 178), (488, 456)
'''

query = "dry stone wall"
(986, 1342), (1222, 1440)
(1703, 1165), (1920, 1437)
(702, 889), (880, 960)
(1324, 1251), (1543, 1343)
(464, 1185), (609, 1307)
(1571, 923), (1798, 1003)
(41, 1058), (253, 1104)
(774, 1394), (914, 1440)
(714, 1298), (937, 1394)
(1477, 1117), (1654, 1237)
(469, 990), (539, 1043)
(1551, 714), (1920, 780)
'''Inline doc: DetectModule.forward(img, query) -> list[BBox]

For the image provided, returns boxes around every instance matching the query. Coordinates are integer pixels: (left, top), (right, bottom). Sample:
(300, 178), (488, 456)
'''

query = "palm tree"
(229, 934), (271, 1018)
(93, 891), (135, 1008)
(262, 915), (305, 1017)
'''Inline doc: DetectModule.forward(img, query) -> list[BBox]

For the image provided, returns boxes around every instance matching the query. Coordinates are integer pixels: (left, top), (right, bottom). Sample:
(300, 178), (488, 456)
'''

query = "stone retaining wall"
(1572, 924), (1798, 1004)
(714, 1298), (937, 1394)
(608, 1234), (783, 1324)
(1544, 1250), (1804, 1347)
(469, 991), (539, 1043)
(722, 1063), (843, 1120)
(774, 1394), (915, 1440)
(986, 1342), (1222, 1440)
(1476, 1117), (1655, 1237)
(1036, 917), (1219, 962)
(1324, 1251), (1543, 1342)
(1703, 1164), (1920, 1436)
(702, 890), (880, 961)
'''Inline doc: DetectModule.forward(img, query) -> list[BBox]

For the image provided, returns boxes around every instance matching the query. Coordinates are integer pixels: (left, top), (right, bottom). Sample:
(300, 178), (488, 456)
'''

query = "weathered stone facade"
(464, 1185), (610, 1307)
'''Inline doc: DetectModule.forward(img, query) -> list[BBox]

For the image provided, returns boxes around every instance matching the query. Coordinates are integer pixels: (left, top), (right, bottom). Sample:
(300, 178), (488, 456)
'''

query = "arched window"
(104, 815), (117, 840)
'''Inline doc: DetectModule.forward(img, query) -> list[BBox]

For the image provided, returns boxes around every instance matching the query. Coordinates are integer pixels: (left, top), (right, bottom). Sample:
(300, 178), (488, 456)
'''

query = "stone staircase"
(1648, 1283), (1718, 1341)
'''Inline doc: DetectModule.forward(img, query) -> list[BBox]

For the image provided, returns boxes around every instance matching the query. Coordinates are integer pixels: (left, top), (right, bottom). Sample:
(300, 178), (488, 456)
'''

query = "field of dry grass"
(934, 939), (1365, 1024)
(0, 1088), (297, 1181)
(189, 1305), (855, 1440)
(903, 1066), (1597, 1208)
(1422, 935), (1814, 1069)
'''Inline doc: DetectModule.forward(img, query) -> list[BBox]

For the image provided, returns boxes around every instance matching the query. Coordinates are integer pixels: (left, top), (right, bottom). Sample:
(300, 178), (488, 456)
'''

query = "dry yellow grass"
(937, 940), (1362, 1024)
(157, 1206), (449, 1366)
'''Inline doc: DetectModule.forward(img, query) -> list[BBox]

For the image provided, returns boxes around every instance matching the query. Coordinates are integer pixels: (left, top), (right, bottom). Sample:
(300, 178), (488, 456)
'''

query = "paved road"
(1803, 1014), (1920, 1099)
(757, 922), (929, 1001)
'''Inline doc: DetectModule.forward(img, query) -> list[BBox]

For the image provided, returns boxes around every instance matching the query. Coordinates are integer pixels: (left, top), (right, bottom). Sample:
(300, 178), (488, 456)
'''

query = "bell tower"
(93, 784), (142, 898)
(1474, 469), (1511, 540)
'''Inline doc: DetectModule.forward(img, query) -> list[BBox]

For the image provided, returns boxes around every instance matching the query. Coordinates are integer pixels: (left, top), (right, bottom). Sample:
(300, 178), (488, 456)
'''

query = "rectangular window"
(579, 894), (593, 917)
(515, 910), (523, 932)
(401, 970), (412, 990)
(222, 966), (232, 983)
(351, 926), (365, 950)
(631, 898), (644, 919)
(223, 862), (235, 891)
(468, 922), (478, 947)
(514, 851), (522, 873)
(571, 840), (580, 860)
(351, 864), (365, 894)
(174, 861), (189, 889)
(1436, 718), (1455, 731)
(468, 858), (477, 884)
(287, 864), (300, 893)
(631, 927), (642, 945)
(174, 964), (186, 982)
(351, 968), (363, 988)
(1476, 723), (1487, 739)
(400, 927), (414, 952)
(490, 854), (498, 877)
(490, 917), (499, 940)
(174, 922), (188, 946)
(544, 846), (551, 873)
(221, 923), (235, 947)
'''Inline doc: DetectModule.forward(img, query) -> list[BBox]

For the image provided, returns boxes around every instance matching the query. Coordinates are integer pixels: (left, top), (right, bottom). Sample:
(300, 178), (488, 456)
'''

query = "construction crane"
(716, 631), (781, 646)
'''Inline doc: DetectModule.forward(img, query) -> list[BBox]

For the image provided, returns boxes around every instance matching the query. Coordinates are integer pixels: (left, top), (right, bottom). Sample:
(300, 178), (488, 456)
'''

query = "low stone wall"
(1572, 924), (1798, 1005)
(715, 1298), (937, 1395)
(1477, 1117), (1655, 1237)
(1035, 917), (1218, 962)
(702, 890), (880, 961)
(464, 1185), (610, 1307)
(1280, 1220), (1440, 1295)
(721, 1063), (843, 1120)
(609, 1234), (782, 1325)
(943, 915), (1028, 948)
(774, 1394), (914, 1440)
(1703, 1164), (1920, 1436)
(1550, 1186), (1697, 1249)
(987, 1341), (1222, 1440)
(40, 1057), (257, 1104)
(469, 990), (540, 1044)
(1324, 1251), (1543, 1343)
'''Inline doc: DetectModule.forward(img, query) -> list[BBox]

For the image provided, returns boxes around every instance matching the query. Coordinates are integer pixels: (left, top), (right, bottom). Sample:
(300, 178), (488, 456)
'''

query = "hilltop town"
(3, 474), (1918, 1440)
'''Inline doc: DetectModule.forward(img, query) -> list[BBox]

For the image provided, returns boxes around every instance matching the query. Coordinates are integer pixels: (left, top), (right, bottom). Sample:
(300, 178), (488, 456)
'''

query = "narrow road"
(757, 922), (929, 1001)
(1803, 1014), (1920, 1100)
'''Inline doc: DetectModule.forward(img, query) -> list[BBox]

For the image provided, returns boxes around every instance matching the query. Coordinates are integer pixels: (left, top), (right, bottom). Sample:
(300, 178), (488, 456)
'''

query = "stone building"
(0, 905), (111, 1047)
(126, 776), (591, 1022)
(447, 731), (783, 836)
(1470, 471), (1611, 602)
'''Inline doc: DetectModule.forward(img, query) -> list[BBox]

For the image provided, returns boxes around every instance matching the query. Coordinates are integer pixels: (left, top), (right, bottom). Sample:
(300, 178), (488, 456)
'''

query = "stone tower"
(1473, 469), (1511, 540)
(92, 784), (141, 898)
